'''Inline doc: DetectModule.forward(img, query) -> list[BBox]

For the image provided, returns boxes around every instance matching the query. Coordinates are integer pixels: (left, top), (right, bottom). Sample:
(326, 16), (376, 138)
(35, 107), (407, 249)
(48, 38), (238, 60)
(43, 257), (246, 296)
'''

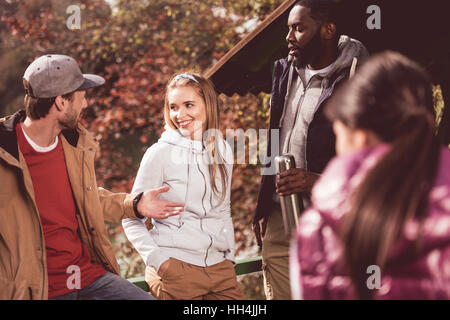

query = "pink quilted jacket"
(290, 145), (450, 299)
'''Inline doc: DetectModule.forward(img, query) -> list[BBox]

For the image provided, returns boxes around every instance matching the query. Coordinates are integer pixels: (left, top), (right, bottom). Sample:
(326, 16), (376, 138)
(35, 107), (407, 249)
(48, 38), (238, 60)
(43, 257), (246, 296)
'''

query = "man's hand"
(137, 186), (184, 219)
(253, 217), (268, 248)
(276, 168), (320, 196)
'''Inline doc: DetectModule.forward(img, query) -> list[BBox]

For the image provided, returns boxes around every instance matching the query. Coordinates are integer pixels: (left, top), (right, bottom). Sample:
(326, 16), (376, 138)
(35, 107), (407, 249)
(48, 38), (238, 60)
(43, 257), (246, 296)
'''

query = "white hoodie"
(122, 126), (235, 271)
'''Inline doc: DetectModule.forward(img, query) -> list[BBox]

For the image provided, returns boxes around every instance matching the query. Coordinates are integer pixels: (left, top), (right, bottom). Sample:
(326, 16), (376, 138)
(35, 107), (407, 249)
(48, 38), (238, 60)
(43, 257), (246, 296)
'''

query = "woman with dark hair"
(290, 51), (450, 299)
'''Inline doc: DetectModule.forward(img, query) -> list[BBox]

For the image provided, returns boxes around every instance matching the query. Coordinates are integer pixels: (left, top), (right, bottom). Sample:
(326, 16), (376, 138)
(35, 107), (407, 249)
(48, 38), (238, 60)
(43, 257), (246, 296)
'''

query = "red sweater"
(17, 123), (106, 298)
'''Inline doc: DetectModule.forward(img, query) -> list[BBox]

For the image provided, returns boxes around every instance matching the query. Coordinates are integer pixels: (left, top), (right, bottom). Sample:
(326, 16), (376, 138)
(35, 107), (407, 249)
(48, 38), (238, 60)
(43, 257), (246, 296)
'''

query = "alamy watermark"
(66, 264), (81, 290)
(366, 5), (381, 30)
(366, 264), (381, 290)
(66, 4), (81, 30)
(168, 123), (280, 175)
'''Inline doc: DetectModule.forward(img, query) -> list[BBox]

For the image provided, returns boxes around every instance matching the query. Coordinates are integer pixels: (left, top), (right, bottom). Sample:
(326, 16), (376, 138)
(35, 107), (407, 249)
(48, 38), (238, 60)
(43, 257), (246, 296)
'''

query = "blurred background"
(0, 0), (289, 299)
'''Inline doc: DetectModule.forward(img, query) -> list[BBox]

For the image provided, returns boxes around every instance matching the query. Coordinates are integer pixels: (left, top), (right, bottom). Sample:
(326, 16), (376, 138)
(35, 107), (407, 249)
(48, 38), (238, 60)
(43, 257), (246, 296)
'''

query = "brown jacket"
(0, 110), (139, 300)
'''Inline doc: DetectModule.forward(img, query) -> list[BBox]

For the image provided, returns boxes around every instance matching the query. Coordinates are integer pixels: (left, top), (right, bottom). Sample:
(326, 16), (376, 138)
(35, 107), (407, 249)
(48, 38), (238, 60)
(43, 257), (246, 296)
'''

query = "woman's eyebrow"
(170, 100), (195, 106)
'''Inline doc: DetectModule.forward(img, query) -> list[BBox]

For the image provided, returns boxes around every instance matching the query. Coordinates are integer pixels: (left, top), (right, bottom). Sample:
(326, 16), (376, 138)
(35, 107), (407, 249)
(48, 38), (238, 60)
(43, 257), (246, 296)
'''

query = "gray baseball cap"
(23, 54), (105, 98)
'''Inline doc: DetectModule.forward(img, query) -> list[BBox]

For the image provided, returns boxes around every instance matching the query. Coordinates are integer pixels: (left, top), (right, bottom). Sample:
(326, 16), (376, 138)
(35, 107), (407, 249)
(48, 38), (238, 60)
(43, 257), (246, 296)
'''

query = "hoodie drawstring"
(179, 142), (193, 227)
(349, 57), (358, 78)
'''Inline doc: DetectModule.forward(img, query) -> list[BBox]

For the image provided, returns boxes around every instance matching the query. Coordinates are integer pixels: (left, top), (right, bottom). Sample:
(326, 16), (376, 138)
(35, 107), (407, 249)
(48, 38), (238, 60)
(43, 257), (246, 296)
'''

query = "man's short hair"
(23, 79), (75, 120)
(295, 0), (342, 33)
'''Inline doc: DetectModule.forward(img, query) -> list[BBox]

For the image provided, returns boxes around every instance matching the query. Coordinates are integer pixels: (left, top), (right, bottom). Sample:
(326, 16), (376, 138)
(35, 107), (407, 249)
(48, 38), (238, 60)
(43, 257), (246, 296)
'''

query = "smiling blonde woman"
(122, 73), (246, 300)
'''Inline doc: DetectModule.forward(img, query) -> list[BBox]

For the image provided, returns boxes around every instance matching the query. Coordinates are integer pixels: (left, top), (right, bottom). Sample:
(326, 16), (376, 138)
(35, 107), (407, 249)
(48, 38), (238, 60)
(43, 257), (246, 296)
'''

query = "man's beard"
(293, 30), (323, 68)
(59, 104), (79, 129)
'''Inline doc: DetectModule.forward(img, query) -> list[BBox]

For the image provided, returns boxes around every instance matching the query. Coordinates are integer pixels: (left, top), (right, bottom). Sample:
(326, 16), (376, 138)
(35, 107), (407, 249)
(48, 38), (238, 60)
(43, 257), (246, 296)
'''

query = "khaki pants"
(262, 206), (292, 300)
(145, 258), (246, 300)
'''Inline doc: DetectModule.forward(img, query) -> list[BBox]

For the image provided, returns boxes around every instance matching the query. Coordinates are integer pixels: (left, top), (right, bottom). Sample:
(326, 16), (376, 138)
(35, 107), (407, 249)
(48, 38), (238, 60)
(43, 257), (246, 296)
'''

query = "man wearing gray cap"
(0, 54), (183, 300)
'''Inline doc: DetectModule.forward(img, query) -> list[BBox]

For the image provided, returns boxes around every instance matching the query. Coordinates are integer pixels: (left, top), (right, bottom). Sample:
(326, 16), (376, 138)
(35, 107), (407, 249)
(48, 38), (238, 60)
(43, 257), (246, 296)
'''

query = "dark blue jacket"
(253, 57), (352, 224)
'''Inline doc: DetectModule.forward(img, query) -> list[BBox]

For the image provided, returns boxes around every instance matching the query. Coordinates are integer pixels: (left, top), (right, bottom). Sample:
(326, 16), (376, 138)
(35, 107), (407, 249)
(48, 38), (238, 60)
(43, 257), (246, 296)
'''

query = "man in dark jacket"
(253, 0), (368, 299)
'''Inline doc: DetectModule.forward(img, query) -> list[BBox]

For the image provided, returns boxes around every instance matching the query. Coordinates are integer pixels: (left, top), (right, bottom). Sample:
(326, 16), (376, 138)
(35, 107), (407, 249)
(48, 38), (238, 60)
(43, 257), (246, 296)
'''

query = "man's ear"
(54, 96), (65, 112)
(323, 22), (337, 40)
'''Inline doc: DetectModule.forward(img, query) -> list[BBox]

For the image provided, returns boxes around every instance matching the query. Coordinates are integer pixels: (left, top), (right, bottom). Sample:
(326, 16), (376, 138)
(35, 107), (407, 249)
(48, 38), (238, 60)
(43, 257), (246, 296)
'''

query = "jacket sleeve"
(122, 145), (170, 270)
(98, 188), (138, 223)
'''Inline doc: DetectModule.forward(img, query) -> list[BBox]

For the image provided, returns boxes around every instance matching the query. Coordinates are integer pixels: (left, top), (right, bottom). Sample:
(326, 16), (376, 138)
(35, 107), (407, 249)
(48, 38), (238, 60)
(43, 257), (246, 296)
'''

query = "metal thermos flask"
(275, 154), (301, 234)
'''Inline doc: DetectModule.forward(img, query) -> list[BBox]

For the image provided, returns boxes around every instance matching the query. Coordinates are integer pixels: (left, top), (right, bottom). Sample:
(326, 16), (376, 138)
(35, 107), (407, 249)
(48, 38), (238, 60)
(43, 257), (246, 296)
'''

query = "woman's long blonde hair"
(164, 72), (228, 203)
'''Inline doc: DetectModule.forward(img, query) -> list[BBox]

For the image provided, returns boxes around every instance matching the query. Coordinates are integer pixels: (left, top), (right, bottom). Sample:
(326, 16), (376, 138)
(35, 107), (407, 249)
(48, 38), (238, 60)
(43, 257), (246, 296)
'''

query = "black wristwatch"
(133, 192), (144, 219)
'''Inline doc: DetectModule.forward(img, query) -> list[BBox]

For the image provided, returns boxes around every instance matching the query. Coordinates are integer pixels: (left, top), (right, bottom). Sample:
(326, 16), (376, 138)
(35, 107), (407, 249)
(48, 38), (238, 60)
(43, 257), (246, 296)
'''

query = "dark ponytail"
(325, 51), (441, 299)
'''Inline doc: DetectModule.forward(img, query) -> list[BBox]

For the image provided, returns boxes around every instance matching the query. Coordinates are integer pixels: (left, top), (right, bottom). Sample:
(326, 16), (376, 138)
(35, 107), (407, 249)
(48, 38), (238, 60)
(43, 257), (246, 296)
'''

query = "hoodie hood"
(326, 35), (369, 78)
(159, 124), (204, 153)
(296, 35), (369, 80)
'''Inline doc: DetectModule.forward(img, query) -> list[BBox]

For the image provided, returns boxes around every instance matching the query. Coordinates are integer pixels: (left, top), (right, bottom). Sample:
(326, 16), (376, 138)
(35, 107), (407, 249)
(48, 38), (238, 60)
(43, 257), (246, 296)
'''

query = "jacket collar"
(0, 109), (81, 161)
(0, 109), (25, 160)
